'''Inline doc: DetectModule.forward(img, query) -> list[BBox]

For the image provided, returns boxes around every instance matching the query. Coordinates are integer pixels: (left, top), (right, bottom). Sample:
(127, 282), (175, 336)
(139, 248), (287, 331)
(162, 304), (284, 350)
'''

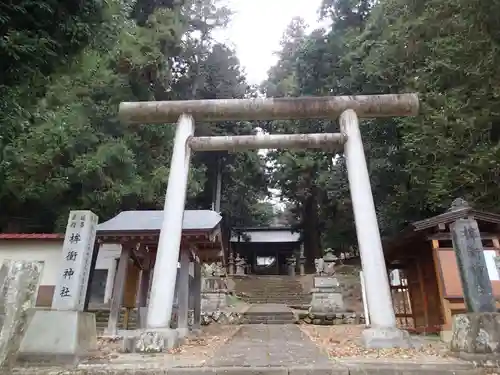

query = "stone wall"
(201, 310), (242, 326)
(298, 311), (365, 325)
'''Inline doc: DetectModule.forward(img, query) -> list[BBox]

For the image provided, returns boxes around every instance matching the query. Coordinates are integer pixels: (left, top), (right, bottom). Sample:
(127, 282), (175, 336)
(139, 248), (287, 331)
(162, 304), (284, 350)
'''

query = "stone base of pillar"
(361, 326), (412, 349)
(122, 328), (180, 353)
(299, 264), (305, 276)
(176, 327), (190, 338)
(450, 312), (500, 366)
(18, 310), (97, 364)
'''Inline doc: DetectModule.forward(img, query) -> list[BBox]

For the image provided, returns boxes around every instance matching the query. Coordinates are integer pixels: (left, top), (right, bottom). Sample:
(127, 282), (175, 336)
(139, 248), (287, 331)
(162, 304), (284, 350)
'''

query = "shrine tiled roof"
(97, 210), (222, 233)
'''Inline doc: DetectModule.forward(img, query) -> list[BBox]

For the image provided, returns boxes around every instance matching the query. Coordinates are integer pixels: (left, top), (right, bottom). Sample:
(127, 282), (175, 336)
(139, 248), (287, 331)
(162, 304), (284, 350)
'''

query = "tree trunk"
(302, 185), (322, 273)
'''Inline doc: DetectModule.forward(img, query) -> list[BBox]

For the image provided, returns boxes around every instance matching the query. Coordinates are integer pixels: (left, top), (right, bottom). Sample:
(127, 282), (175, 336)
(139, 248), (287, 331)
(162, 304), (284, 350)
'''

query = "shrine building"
(384, 200), (500, 340)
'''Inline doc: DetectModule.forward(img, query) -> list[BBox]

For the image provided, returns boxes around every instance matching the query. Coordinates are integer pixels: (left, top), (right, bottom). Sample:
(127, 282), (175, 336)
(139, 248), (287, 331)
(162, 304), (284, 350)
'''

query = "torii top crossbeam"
(119, 93), (419, 123)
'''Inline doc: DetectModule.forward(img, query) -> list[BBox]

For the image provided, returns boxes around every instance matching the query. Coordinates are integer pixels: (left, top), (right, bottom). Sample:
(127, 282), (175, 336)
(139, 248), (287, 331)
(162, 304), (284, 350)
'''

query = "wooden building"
(384, 201), (500, 337)
(95, 209), (224, 334)
(230, 227), (301, 275)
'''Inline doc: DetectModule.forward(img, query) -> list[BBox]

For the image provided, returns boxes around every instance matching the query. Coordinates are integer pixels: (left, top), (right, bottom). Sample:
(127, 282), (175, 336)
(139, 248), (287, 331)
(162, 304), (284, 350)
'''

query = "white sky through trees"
(212, 0), (325, 211)
(213, 0), (324, 85)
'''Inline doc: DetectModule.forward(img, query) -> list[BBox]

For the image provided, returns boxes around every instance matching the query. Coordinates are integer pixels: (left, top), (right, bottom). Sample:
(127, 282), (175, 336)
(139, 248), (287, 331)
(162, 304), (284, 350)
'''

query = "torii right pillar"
(340, 109), (411, 348)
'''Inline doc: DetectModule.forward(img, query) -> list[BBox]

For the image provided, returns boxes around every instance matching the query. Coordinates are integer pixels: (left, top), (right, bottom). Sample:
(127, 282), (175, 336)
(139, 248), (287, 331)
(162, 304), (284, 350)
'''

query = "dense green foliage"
(2, 0), (500, 261)
(0, 0), (271, 232)
(265, 0), (500, 258)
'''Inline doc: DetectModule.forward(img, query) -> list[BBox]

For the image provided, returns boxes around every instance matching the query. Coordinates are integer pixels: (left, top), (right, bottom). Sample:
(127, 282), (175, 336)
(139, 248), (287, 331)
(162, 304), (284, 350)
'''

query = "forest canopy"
(1, 0), (499, 260)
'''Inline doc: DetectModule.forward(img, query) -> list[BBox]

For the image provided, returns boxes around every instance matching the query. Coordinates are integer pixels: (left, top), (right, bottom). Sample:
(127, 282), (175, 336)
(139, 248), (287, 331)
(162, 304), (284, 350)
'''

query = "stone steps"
(242, 306), (297, 324)
(234, 276), (311, 306)
(90, 309), (138, 333)
(243, 299), (309, 304)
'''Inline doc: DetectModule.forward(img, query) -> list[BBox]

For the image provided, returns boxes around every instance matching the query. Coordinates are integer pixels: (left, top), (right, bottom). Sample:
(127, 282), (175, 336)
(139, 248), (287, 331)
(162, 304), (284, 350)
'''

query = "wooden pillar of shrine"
(105, 245), (131, 336)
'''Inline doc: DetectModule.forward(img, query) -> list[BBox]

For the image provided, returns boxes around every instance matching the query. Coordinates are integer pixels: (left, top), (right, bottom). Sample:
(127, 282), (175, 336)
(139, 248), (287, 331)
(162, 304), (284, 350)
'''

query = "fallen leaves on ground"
(168, 326), (238, 357)
(300, 324), (455, 361)
(89, 325), (239, 363)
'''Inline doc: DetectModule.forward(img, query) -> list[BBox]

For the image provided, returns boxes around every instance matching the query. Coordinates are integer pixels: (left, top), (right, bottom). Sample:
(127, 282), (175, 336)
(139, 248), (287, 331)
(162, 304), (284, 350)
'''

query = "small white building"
(0, 233), (121, 307)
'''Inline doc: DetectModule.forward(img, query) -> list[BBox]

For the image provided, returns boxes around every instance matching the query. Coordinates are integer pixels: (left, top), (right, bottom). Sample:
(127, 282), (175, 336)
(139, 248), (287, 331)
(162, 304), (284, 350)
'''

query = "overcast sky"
(213, 0), (324, 85)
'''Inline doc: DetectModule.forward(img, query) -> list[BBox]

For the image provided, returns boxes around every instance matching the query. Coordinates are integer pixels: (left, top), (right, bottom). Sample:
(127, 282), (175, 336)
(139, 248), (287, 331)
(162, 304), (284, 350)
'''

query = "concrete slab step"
(242, 320), (297, 324)
(21, 365), (485, 375)
(243, 317), (296, 323)
(243, 312), (295, 319)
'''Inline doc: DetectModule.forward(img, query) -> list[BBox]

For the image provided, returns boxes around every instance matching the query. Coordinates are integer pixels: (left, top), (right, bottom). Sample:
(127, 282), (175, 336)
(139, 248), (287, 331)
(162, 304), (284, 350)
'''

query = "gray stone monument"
(19, 211), (98, 365)
(449, 199), (500, 362)
(201, 277), (228, 311)
(200, 262), (228, 312)
(310, 251), (344, 314)
(0, 261), (41, 369)
(450, 213), (495, 312)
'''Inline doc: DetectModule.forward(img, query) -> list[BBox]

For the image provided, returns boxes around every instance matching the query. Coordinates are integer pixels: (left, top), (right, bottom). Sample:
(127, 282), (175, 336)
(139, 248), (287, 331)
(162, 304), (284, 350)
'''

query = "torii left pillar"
(126, 114), (195, 352)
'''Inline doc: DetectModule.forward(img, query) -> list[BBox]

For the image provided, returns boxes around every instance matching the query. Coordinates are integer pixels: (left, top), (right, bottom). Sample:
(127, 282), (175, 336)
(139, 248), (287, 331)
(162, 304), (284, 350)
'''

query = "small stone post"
(106, 245), (131, 335)
(287, 257), (296, 276)
(228, 251), (235, 276)
(0, 261), (41, 369)
(192, 261), (202, 332)
(235, 255), (246, 276)
(177, 249), (190, 338)
(136, 268), (151, 329)
(299, 244), (306, 276)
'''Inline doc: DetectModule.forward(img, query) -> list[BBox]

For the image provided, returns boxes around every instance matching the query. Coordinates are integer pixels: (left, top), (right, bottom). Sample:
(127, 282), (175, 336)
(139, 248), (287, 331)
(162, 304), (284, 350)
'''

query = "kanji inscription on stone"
(451, 218), (495, 313)
(52, 210), (98, 311)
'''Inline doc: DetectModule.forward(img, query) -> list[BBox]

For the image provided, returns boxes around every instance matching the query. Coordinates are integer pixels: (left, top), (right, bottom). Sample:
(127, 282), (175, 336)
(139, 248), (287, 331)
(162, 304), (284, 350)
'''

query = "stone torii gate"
(119, 93), (419, 349)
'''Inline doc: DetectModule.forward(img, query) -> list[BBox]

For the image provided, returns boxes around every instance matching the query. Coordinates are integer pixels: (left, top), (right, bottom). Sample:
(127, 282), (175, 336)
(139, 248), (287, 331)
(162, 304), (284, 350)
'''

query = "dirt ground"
(299, 324), (462, 362)
(87, 325), (240, 364)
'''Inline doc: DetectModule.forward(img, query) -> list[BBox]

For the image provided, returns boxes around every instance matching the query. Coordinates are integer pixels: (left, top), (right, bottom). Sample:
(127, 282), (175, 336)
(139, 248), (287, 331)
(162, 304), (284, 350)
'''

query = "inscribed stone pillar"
(450, 216), (495, 313)
(0, 261), (41, 369)
(299, 244), (306, 276)
(19, 210), (98, 364)
(52, 211), (99, 311)
(228, 250), (235, 276)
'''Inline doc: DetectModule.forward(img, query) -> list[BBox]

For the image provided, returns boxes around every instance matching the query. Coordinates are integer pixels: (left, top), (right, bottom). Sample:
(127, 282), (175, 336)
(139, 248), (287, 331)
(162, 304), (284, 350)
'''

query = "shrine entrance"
(118, 93), (419, 348)
(230, 227), (301, 276)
